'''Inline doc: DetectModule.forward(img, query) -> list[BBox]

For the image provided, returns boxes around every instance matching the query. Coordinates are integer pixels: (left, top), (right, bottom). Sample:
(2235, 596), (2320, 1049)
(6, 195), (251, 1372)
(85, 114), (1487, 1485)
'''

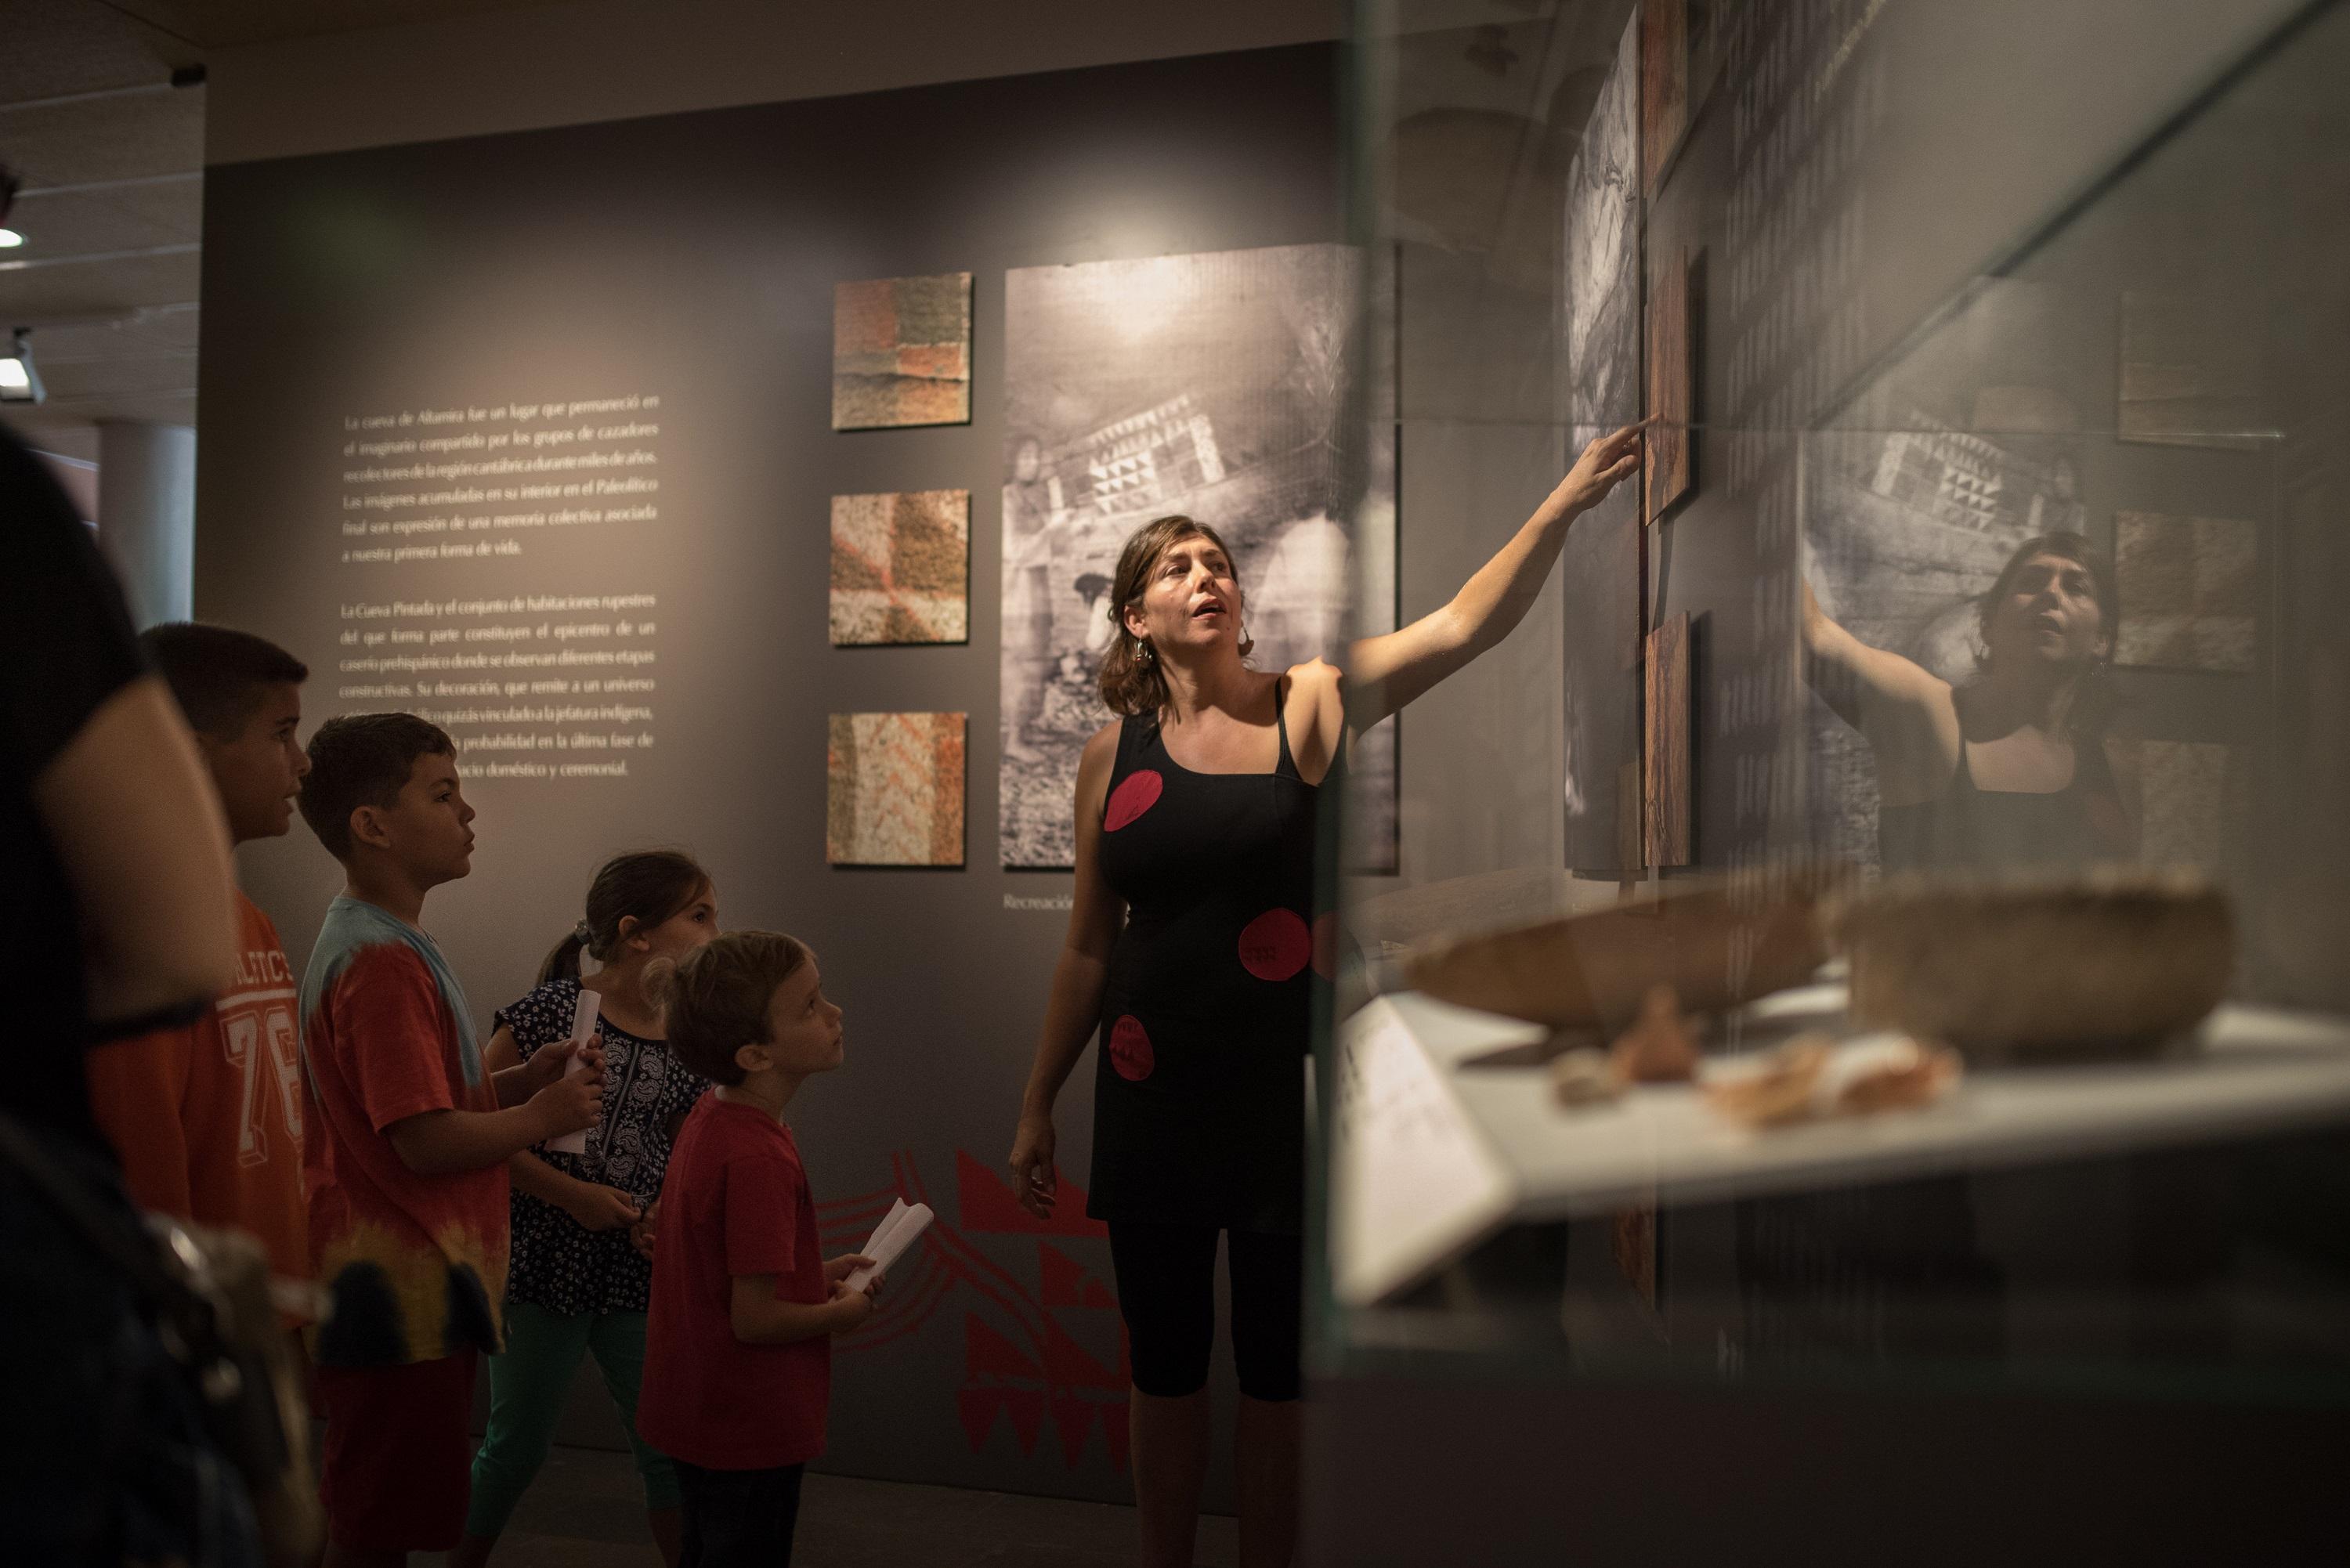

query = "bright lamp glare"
(0, 229), (22, 248)
(0, 359), (27, 391)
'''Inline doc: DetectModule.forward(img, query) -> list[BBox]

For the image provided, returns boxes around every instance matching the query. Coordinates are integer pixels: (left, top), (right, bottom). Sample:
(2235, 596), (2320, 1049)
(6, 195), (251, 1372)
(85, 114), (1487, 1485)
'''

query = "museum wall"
(1635, 0), (2347, 1017)
(204, 0), (1343, 164)
(195, 44), (1343, 1506)
(1639, 0), (2305, 887)
(1366, 0), (2319, 933)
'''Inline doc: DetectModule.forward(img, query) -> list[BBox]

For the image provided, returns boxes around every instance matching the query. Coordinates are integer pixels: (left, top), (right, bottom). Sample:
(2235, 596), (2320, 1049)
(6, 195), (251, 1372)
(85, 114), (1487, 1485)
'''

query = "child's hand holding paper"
(547, 988), (603, 1155)
(841, 1199), (933, 1295)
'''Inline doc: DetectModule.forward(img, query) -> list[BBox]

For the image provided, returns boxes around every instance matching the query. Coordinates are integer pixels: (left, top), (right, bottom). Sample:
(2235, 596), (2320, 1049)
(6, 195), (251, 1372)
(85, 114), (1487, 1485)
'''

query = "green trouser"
(465, 1302), (680, 1537)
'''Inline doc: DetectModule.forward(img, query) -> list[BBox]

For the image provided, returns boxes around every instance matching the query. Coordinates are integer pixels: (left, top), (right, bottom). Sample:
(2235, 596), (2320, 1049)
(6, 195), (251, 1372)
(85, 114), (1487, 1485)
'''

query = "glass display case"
(1309, 1), (2350, 1557)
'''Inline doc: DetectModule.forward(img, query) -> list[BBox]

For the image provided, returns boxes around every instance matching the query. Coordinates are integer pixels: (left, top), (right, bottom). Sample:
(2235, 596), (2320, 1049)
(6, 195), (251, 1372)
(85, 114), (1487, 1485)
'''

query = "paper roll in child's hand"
(844, 1201), (933, 1293)
(548, 989), (602, 1155)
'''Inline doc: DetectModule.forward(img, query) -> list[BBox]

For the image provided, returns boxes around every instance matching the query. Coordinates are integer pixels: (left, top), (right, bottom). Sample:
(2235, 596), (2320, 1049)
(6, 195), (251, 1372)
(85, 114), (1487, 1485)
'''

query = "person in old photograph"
(1801, 529), (2140, 873)
(1003, 434), (1065, 766)
(1061, 572), (1118, 685)
(1006, 420), (1643, 1568)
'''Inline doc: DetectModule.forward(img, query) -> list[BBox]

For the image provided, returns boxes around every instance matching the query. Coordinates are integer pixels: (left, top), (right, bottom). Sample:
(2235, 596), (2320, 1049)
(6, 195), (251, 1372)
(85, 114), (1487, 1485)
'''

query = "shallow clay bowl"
(1403, 879), (1830, 1032)
(1828, 871), (2234, 1062)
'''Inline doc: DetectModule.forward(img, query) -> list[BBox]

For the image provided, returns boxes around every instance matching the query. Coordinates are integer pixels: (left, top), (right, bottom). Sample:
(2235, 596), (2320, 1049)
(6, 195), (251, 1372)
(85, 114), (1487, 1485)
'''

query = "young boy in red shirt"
(86, 623), (314, 1290)
(295, 714), (604, 1567)
(636, 931), (878, 1568)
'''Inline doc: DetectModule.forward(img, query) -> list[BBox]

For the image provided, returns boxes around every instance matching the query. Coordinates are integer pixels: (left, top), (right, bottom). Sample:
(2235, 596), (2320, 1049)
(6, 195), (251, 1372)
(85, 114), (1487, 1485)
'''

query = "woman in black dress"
(1009, 421), (1643, 1567)
(1802, 530), (2141, 873)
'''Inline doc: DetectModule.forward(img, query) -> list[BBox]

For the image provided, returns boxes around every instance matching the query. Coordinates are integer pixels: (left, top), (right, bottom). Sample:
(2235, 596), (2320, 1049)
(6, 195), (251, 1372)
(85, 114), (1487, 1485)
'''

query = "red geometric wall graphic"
(953, 1147), (1110, 1237)
(815, 1149), (1128, 1472)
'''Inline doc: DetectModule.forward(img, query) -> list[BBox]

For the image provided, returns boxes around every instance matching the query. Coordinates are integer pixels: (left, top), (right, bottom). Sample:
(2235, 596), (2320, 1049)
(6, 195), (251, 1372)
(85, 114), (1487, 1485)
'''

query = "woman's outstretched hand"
(1009, 1111), (1058, 1220)
(1541, 420), (1646, 522)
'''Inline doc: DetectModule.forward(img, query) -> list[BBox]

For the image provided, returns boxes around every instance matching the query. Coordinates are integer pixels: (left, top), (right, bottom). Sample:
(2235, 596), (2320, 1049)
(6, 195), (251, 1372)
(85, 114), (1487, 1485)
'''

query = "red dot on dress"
(1103, 770), (1165, 832)
(1109, 1015), (1155, 1081)
(1237, 909), (1311, 981)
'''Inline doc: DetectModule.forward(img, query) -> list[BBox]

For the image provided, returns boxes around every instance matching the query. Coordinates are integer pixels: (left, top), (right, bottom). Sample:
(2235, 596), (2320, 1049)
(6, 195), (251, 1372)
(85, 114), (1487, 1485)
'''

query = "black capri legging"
(1107, 1223), (1302, 1403)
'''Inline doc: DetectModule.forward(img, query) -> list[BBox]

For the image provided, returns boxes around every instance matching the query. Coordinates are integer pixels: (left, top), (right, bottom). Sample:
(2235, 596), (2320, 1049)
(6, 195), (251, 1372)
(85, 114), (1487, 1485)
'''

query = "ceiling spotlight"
(1, 330), (43, 403)
(0, 229), (22, 248)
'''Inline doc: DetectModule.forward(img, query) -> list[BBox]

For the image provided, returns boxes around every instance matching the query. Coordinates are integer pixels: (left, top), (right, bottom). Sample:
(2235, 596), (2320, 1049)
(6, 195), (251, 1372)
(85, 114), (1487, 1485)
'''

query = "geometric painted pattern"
(2115, 508), (2257, 674)
(826, 712), (966, 865)
(833, 273), (973, 430)
(830, 490), (970, 645)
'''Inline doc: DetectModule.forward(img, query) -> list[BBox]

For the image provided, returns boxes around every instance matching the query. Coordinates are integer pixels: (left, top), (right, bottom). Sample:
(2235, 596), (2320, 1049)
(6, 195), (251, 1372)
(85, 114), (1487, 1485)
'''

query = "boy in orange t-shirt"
(87, 623), (315, 1284)
(295, 713), (605, 1566)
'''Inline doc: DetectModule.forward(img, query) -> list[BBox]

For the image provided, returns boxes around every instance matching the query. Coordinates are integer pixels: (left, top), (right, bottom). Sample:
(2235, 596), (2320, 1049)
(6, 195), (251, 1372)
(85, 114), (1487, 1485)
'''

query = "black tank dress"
(1088, 681), (1331, 1235)
(1878, 737), (2125, 874)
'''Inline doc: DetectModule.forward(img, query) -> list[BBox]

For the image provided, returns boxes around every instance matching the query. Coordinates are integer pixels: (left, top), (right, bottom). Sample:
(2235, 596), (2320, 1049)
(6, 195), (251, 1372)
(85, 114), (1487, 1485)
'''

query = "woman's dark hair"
(1972, 530), (2122, 739)
(538, 849), (711, 985)
(1097, 515), (1251, 717)
(644, 930), (811, 1086)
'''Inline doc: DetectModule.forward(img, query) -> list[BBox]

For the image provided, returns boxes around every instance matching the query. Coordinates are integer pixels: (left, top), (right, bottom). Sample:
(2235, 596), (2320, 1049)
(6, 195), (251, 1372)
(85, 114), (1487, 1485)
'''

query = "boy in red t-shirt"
(87, 624), (313, 1289)
(295, 714), (605, 1567)
(636, 931), (877, 1568)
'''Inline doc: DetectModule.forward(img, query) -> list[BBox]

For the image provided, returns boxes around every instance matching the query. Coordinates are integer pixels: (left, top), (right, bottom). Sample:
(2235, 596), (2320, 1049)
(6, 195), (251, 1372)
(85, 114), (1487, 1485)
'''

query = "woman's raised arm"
(1799, 574), (1948, 736)
(1346, 421), (1643, 730)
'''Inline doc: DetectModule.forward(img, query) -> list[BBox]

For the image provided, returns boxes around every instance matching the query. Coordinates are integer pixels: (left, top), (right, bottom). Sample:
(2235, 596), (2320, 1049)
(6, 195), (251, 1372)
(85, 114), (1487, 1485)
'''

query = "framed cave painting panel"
(833, 273), (973, 430)
(827, 711), (967, 867)
(830, 490), (971, 646)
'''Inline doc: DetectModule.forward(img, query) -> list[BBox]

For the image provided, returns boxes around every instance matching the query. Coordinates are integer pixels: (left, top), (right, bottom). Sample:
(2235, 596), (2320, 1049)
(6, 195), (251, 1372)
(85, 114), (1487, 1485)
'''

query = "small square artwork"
(830, 490), (970, 645)
(833, 273), (972, 430)
(1643, 247), (1694, 526)
(1642, 0), (1690, 196)
(2118, 291), (2263, 450)
(2140, 739), (2245, 873)
(826, 712), (967, 866)
(2115, 508), (2257, 674)
(1643, 612), (1691, 867)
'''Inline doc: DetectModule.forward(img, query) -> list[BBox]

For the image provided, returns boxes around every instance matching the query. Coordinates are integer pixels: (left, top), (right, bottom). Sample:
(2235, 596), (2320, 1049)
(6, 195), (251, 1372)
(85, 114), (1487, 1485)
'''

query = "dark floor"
(432, 1443), (1238, 1567)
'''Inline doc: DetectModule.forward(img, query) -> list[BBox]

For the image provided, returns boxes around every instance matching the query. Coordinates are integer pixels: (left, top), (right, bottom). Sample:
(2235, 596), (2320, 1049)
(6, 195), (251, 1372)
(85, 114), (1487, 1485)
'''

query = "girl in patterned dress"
(454, 851), (718, 1568)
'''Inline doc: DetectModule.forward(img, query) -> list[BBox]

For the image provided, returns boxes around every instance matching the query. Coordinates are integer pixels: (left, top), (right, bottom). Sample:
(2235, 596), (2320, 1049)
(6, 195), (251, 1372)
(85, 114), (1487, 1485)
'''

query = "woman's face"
(1986, 551), (2109, 670)
(1124, 533), (1242, 659)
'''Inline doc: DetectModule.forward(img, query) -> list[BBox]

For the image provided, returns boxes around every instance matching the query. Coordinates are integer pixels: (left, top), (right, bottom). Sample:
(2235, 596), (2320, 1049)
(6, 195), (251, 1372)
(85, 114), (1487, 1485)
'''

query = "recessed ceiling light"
(0, 229), (23, 248)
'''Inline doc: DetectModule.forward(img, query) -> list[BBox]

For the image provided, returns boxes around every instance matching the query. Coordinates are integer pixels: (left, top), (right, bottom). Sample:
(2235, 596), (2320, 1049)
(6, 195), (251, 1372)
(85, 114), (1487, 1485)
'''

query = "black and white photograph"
(1565, 9), (1641, 441)
(999, 244), (1396, 870)
(1558, 9), (1644, 872)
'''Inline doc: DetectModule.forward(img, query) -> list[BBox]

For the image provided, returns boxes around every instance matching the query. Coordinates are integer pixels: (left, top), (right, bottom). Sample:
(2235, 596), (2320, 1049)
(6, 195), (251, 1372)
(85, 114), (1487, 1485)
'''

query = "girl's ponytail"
(538, 921), (592, 986)
(540, 850), (710, 990)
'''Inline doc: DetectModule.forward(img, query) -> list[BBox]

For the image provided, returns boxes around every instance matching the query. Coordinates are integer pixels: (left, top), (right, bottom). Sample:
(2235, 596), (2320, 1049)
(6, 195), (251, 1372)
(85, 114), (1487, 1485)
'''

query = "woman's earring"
(1138, 639), (1154, 664)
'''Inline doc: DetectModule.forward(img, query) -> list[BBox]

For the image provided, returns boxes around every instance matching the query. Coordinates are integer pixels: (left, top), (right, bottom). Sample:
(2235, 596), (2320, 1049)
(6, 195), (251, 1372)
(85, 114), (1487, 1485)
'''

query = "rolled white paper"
(547, 988), (601, 1155)
(845, 1200), (932, 1293)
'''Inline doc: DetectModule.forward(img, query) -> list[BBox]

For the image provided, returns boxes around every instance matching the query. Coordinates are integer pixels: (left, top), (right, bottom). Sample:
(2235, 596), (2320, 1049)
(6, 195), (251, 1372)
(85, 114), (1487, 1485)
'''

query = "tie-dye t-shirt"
(298, 895), (508, 1366)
